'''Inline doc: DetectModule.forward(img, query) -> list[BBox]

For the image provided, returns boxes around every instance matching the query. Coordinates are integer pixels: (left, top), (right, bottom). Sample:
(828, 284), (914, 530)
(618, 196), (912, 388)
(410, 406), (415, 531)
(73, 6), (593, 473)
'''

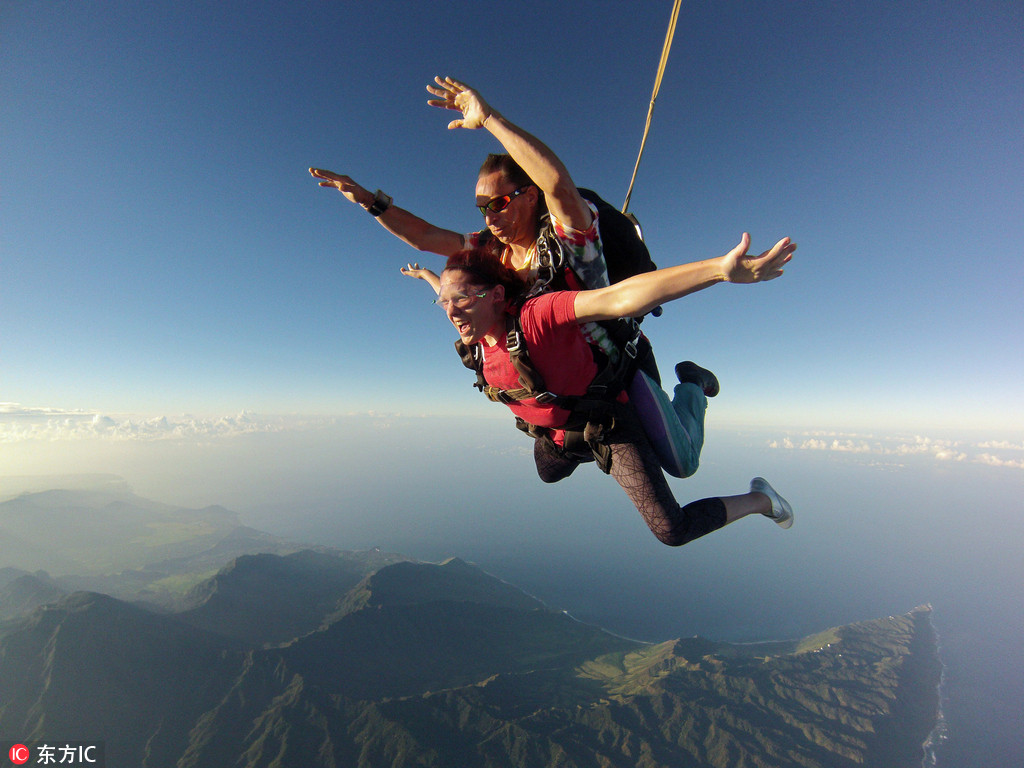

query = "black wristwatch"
(367, 189), (392, 217)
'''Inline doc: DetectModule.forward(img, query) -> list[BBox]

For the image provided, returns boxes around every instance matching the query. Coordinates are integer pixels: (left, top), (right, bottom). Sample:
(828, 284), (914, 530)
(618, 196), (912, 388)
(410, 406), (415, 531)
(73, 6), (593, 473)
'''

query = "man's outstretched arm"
(310, 168), (465, 257)
(426, 77), (593, 232)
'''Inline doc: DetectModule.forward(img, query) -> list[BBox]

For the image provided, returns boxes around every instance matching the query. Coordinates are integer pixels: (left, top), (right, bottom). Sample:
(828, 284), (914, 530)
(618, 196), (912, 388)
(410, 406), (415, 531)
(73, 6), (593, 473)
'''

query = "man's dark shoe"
(675, 361), (720, 398)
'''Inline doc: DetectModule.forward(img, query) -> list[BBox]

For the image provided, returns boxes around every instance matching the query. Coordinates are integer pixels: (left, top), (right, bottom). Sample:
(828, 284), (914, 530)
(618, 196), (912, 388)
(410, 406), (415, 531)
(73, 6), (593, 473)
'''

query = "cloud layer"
(767, 431), (1024, 469)
(0, 403), (292, 442)
(4, 403), (1021, 472)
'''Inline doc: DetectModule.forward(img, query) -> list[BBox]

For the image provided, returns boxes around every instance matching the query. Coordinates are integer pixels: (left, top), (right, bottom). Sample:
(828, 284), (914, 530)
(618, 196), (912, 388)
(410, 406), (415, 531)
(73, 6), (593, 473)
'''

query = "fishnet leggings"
(533, 408), (726, 546)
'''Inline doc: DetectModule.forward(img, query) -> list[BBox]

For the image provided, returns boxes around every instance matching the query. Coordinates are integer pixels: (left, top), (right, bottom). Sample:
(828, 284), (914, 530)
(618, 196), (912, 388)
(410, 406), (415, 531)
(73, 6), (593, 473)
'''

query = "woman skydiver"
(402, 232), (797, 546)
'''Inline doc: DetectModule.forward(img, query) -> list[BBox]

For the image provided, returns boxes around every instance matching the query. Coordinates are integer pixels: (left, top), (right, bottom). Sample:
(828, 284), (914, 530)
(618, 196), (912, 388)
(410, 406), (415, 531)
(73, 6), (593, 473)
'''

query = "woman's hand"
(574, 233), (797, 323)
(400, 263), (441, 293)
(720, 233), (796, 284)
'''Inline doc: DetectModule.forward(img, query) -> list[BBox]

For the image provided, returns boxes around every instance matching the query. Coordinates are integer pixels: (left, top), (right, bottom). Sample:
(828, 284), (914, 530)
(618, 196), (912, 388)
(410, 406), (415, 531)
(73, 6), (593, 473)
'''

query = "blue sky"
(3, 0), (1021, 436)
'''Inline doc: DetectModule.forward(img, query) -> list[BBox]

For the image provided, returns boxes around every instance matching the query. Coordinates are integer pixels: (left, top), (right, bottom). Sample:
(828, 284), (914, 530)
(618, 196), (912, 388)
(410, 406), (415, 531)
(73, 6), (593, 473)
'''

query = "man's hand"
(309, 168), (373, 208)
(426, 76), (495, 130)
(721, 233), (796, 284)
(309, 168), (465, 256)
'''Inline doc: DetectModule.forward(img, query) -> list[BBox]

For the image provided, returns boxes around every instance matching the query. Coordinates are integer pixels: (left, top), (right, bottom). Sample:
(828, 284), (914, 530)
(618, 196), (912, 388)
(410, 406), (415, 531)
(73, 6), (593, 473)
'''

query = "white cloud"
(975, 453), (1024, 469)
(0, 403), (460, 445)
(978, 440), (1024, 451)
(0, 404), (299, 442)
(0, 403), (81, 417)
(767, 430), (1017, 469)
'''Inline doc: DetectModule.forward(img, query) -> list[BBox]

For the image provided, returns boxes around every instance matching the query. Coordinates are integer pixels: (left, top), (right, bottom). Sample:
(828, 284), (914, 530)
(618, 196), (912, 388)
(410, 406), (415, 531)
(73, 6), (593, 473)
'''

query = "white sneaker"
(750, 477), (793, 529)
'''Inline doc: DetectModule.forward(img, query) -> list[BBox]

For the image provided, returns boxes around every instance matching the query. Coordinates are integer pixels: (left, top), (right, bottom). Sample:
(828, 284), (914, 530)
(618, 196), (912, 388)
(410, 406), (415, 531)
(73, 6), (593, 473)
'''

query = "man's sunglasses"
(477, 186), (528, 215)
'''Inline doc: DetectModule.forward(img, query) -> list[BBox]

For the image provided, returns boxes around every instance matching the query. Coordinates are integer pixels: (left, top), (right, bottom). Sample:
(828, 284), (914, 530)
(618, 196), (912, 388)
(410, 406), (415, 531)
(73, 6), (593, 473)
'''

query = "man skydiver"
(311, 76), (603, 287)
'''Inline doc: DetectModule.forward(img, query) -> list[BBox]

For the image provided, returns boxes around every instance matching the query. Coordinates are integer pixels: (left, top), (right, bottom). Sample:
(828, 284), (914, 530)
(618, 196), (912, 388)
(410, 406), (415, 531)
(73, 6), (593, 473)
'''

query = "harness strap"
(531, 215), (566, 296)
(505, 315), (547, 394)
(456, 310), (649, 474)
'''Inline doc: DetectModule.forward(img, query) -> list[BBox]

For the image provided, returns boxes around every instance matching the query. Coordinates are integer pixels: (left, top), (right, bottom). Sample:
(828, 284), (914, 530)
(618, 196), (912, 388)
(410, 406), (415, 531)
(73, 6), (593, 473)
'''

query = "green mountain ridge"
(0, 553), (940, 768)
(176, 548), (407, 646)
(0, 487), (942, 767)
(335, 556), (544, 617)
(0, 591), (247, 766)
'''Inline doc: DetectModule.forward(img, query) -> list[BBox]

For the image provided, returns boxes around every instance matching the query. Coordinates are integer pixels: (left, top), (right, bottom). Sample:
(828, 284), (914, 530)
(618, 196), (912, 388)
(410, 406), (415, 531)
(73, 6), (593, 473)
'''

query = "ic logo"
(8, 744), (30, 765)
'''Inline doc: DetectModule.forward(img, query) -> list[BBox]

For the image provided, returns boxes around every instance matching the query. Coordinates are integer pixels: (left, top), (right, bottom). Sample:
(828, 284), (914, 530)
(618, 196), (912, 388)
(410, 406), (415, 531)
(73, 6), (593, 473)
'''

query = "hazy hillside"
(0, 488), (306, 605)
(0, 489), (237, 573)
(0, 570), (66, 621)
(0, 547), (941, 768)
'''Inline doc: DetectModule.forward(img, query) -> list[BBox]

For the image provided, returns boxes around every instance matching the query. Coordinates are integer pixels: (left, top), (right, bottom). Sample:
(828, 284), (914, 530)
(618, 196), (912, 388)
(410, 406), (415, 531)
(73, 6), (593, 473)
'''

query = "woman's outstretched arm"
(572, 233), (795, 323)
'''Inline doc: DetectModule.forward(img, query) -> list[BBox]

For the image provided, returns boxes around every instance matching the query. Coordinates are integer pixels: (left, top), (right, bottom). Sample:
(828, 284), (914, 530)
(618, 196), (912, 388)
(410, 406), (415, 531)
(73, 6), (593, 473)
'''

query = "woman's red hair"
(443, 248), (527, 303)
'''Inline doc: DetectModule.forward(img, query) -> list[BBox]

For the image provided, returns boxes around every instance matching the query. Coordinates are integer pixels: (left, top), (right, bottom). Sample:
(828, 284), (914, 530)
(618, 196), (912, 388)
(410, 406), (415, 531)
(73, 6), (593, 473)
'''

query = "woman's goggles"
(433, 290), (488, 310)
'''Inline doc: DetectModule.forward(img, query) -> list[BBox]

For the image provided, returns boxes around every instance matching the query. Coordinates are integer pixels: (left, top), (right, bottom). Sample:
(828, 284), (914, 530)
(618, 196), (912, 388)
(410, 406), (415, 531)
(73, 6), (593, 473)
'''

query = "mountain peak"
(338, 558), (541, 616)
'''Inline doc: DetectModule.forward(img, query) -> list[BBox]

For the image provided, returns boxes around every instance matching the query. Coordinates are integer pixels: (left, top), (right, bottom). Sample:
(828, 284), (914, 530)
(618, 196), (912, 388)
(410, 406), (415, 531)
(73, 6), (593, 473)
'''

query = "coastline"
(921, 607), (949, 767)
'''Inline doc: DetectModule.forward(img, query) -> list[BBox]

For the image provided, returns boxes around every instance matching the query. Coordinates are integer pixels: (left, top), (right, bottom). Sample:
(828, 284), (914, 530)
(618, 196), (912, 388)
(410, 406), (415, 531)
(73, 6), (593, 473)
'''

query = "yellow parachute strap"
(622, 0), (683, 213)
